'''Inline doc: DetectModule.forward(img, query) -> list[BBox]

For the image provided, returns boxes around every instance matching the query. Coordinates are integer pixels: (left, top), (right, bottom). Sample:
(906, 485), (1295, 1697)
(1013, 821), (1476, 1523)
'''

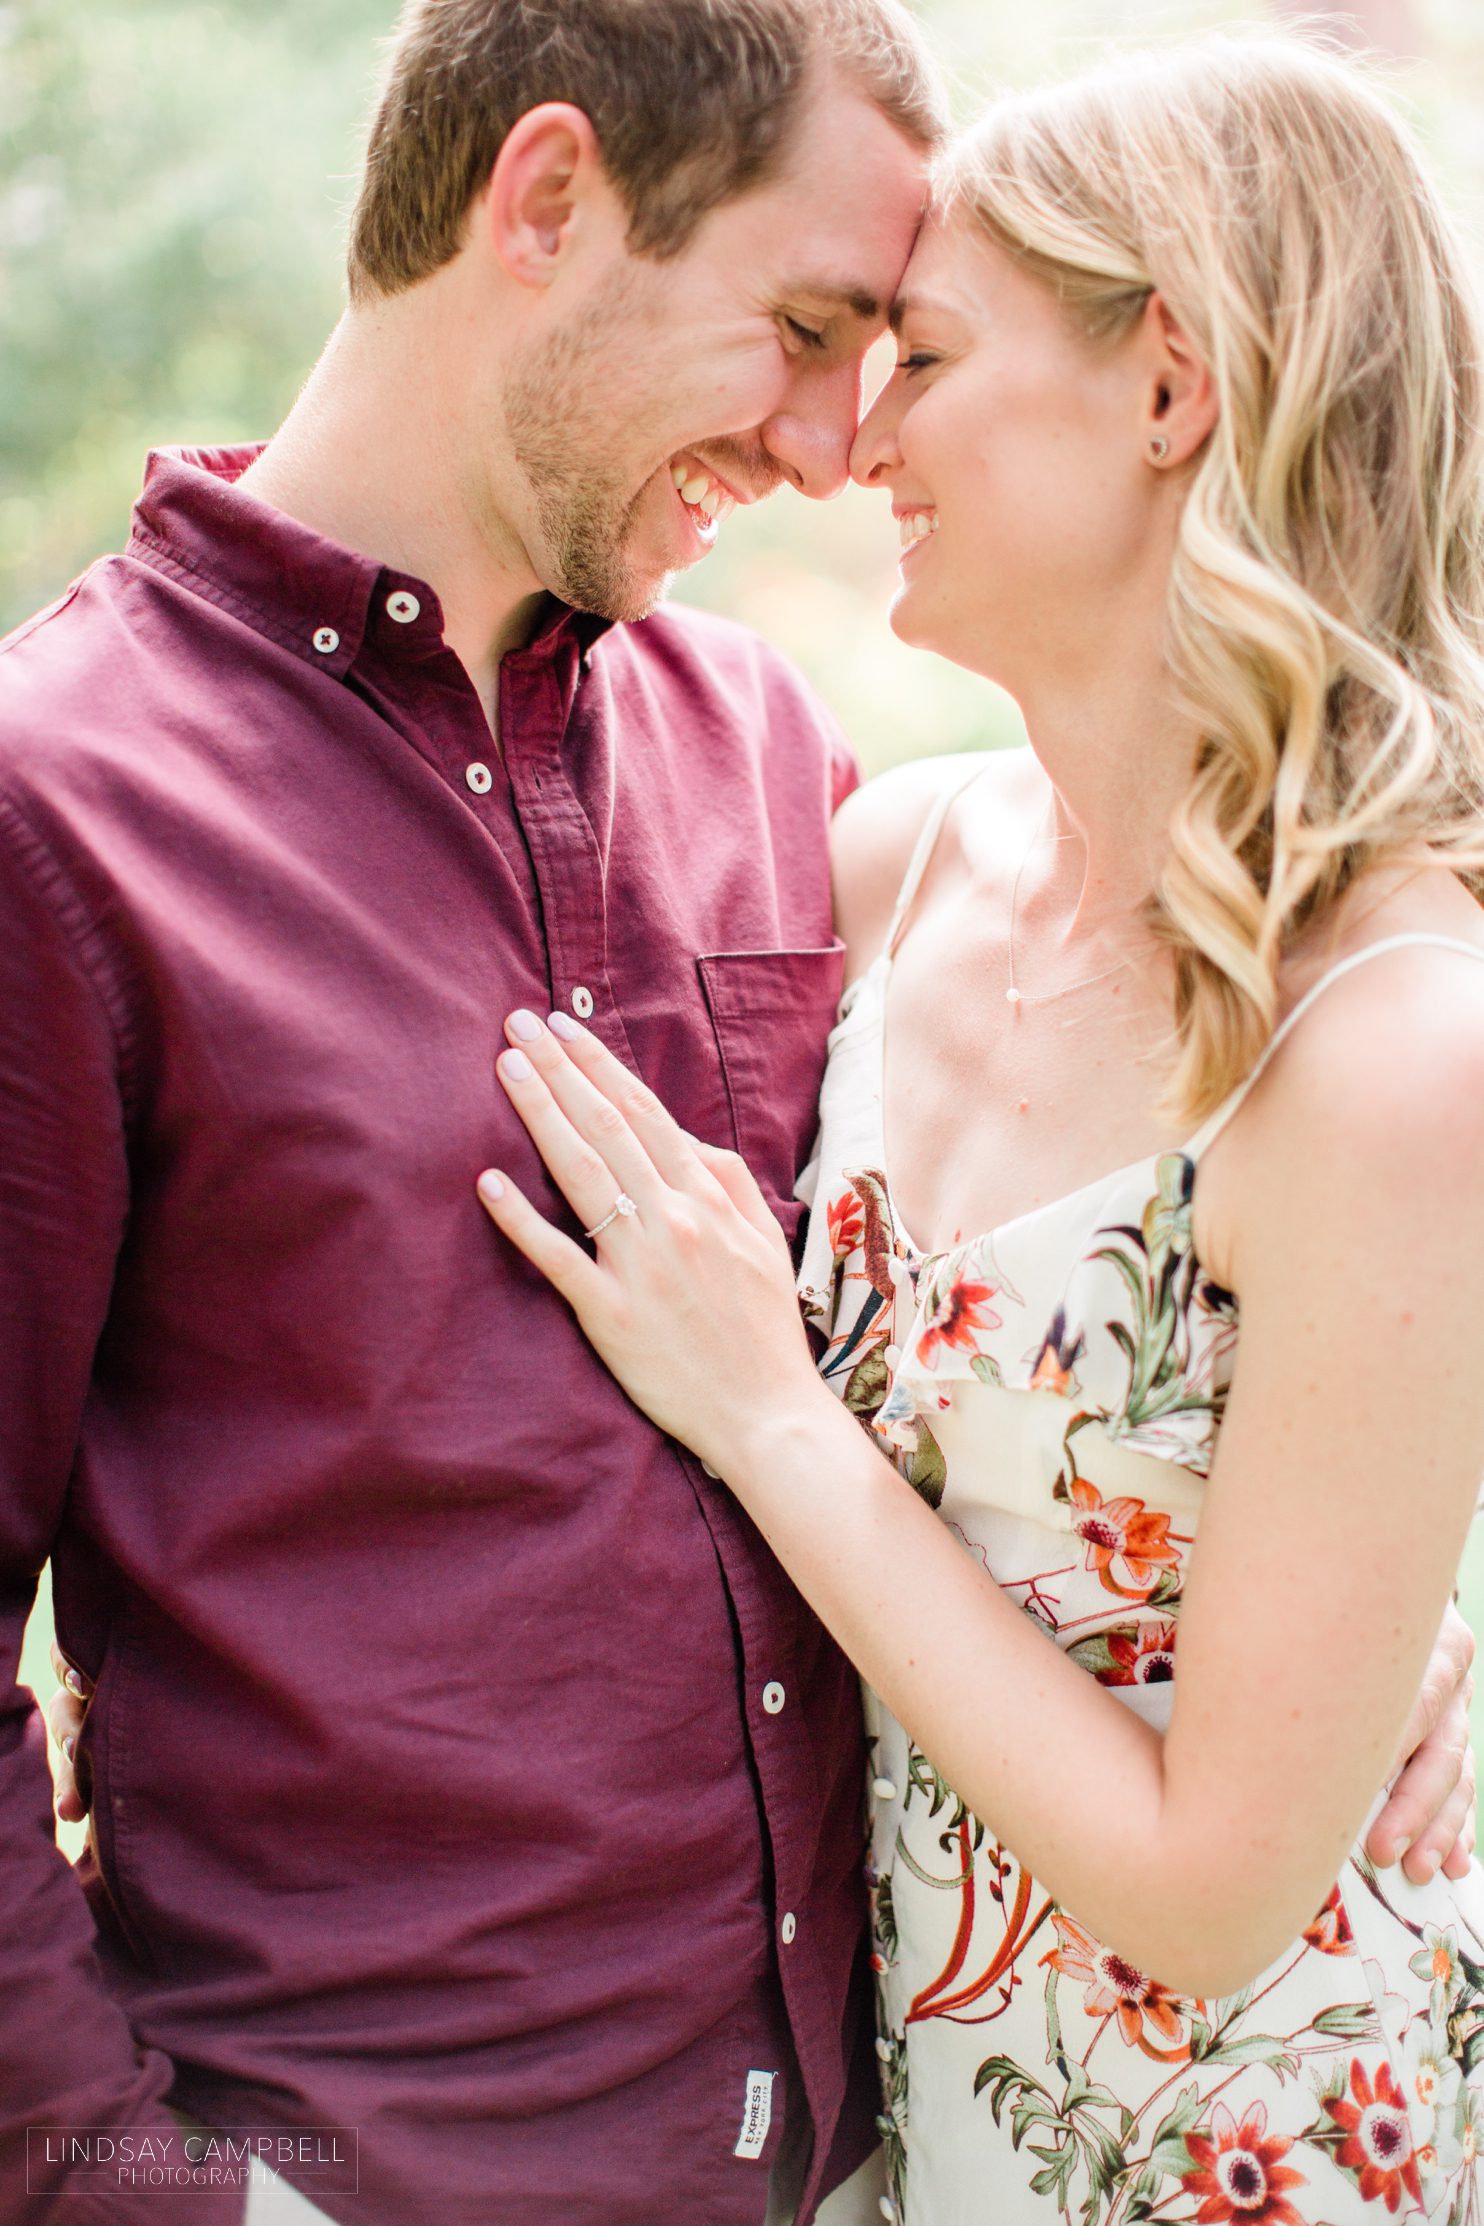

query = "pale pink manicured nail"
(508, 1010), (542, 1042)
(478, 1171), (505, 1203)
(502, 1050), (533, 1082)
(548, 1013), (580, 1040)
(62, 1735), (76, 1762)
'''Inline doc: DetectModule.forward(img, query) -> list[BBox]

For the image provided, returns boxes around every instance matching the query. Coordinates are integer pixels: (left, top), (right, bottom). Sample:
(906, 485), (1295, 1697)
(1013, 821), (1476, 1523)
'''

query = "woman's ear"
(481, 102), (607, 289)
(1141, 291), (1218, 469)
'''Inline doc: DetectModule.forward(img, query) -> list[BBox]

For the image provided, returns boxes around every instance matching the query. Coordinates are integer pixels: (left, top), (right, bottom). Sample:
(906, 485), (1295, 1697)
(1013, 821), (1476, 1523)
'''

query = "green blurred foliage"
(0, 0), (381, 635)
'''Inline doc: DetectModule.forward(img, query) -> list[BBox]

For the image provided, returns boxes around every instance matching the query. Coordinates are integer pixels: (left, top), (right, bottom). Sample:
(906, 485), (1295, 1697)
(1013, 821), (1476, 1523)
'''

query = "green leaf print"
(1311, 2000), (1381, 2042)
(874, 1869), (899, 1962)
(975, 2054), (1049, 2112)
(1145, 2084), (1204, 2180)
(843, 1344), (890, 1419)
(970, 1352), (1004, 1389)
(905, 1744), (984, 1841)
(906, 1419), (947, 1509)
(1120, 2162), (1160, 2222)
(1027, 2140), (1078, 2206)
(1198, 2032), (1300, 2078)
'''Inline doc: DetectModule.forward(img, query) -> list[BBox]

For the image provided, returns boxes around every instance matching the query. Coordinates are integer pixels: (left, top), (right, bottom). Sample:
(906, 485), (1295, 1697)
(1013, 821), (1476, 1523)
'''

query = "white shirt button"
(386, 591), (421, 624)
(872, 1776), (898, 1801)
(875, 2036), (893, 2062)
(879, 2200), (897, 2222)
(465, 762), (493, 796)
(780, 1912), (797, 1945)
(571, 986), (595, 1019)
(762, 1681), (786, 1715)
(312, 627), (339, 655)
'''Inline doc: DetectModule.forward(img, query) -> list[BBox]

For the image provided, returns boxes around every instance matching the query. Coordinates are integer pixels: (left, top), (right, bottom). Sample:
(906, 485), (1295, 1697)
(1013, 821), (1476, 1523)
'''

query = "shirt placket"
(498, 635), (636, 1062)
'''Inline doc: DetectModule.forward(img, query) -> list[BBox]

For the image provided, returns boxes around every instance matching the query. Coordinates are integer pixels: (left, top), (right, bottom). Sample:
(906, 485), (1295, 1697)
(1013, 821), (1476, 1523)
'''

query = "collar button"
(386, 591), (421, 625)
(312, 627), (340, 655)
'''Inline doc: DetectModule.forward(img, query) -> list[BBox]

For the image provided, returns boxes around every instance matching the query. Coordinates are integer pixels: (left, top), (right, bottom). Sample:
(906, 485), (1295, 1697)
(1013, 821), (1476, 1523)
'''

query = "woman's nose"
(849, 379), (903, 489)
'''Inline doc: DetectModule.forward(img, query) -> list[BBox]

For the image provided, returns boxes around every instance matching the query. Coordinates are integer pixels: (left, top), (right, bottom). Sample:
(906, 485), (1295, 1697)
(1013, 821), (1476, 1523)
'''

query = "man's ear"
(1140, 291), (1218, 468)
(483, 102), (607, 288)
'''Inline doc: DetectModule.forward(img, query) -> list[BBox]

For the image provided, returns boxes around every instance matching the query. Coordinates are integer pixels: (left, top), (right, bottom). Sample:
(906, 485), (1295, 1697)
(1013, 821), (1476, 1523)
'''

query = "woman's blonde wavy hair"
(941, 34), (1484, 1119)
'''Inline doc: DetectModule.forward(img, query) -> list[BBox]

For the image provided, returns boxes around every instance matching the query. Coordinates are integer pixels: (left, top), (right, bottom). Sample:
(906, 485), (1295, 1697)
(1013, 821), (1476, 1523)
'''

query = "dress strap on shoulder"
(1186, 930), (1484, 1159)
(884, 759), (987, 960)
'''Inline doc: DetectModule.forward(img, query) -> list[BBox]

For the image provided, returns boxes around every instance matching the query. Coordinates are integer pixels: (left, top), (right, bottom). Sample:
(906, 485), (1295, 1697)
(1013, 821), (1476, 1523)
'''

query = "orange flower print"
(826, 1191), (864, 1260)
(1102, 1620), (1177, 1687)
(1044, 1913), (1197, 2060)
(1181, 2101), (1306, 2226)
(1302, 1884), (1355, 1956)
(915, 1277), (1002, 1369)
(1028, 1305), (1085, 1396)
(1069, 1477), (1181, 1598)
(1322, 2059), (1424, 2212)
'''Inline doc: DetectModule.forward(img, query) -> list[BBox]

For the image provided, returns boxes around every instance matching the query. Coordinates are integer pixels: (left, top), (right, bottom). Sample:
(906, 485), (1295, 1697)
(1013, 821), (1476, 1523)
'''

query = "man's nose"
(759, 361), (864, 502)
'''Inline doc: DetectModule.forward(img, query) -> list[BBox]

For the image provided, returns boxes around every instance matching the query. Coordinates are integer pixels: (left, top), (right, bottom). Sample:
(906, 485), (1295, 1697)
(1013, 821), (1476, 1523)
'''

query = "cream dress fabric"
(795, 774), (1484, 2226)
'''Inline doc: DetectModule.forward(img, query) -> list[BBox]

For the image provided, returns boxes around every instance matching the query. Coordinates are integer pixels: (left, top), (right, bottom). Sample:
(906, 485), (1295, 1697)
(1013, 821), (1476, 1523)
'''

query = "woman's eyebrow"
(889, 290), (957, 335)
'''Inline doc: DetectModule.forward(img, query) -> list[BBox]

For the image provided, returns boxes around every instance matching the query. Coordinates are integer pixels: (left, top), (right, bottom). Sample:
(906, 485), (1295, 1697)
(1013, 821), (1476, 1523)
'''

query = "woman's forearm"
(723, 1387), (1345, 2000)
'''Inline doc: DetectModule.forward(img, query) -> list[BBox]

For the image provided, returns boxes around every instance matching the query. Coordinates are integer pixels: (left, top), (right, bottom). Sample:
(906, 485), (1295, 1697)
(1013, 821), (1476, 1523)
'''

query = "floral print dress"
(795, 780), (1484, 2226)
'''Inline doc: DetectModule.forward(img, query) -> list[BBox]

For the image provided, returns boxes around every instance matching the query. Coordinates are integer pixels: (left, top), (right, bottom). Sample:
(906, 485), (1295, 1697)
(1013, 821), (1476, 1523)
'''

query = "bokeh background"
(5, 0), (1484, 1851)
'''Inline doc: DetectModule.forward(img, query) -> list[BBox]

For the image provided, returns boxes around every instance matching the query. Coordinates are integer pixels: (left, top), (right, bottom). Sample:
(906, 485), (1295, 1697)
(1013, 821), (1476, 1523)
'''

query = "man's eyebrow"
(788, 279), (884, 324)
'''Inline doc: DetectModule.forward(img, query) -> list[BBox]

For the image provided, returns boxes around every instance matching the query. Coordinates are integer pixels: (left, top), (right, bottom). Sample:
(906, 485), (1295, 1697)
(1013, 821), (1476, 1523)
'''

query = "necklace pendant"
(1006, 985), (1022, 1006)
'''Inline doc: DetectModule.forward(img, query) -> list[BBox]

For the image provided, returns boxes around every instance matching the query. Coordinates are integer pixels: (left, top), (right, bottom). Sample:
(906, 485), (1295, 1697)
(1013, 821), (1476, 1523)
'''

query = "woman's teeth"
(669, 461), (736, 524)
(899, 510), (938, 551)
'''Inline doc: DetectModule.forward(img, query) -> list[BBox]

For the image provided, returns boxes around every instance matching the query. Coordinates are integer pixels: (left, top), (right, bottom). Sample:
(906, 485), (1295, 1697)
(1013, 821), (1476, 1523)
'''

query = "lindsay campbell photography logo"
(27, 2127), (359, 2195)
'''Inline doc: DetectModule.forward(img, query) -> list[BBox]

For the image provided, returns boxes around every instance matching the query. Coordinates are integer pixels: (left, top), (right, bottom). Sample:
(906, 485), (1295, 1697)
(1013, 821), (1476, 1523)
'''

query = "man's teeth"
(899, 510), (938, 550)
(669, 461), (735, 524)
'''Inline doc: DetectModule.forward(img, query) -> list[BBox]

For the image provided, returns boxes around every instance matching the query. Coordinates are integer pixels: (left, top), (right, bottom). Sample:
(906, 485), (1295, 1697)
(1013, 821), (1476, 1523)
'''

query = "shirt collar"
(128, 444), (615, 677)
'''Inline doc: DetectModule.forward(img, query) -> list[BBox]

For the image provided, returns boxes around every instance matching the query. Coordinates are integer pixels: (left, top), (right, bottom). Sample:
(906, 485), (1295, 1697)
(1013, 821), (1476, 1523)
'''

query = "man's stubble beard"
(502, 271), (675, 624)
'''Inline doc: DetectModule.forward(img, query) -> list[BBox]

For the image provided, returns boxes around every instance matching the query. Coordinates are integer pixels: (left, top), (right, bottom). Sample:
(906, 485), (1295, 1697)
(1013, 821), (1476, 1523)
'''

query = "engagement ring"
(584, 1193), (639, 1241)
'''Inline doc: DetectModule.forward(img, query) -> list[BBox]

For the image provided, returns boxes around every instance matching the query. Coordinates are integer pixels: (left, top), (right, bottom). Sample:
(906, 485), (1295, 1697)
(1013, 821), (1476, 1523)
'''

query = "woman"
(477, 37), (1484, 2223)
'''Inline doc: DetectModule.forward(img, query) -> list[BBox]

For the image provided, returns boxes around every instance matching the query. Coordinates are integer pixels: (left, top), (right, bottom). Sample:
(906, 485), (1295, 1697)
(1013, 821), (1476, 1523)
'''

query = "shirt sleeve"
(0, 791), (241, 2224)
(828, 725), (862, 820)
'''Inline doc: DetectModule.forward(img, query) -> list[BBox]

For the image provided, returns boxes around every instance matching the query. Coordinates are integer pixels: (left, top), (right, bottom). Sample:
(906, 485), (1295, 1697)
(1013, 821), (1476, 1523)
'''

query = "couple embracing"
(6, 1), (1484, 2222)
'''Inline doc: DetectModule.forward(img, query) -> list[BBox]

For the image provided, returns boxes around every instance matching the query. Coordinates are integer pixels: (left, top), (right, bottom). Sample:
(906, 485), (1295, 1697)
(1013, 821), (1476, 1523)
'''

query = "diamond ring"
(584, 1192), (639, 1242)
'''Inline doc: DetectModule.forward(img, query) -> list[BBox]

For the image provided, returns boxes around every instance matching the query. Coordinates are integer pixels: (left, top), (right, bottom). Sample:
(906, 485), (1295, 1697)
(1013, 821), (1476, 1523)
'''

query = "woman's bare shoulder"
(831, 746), (1028, 977)
(1199, 866), (1484, 1284)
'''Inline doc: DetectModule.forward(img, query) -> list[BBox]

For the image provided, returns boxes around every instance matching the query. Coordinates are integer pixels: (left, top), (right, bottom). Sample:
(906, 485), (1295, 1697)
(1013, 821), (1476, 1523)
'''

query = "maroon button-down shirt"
(0, 448), (874, 2226)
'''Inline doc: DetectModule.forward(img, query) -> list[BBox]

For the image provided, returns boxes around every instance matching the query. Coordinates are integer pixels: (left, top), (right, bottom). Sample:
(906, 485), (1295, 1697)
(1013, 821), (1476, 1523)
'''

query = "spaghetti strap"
(883, 759), (987, 961)
(1187, 930), (1484, 1159)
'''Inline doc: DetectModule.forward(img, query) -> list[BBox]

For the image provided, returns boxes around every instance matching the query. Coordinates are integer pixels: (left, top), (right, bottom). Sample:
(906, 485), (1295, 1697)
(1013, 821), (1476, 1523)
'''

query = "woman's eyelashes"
(783, 315), (830, 351)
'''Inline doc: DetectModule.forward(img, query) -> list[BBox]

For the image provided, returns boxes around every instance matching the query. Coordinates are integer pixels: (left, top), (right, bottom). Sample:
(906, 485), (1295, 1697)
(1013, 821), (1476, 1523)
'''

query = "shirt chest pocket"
(698, 944), (846, 1248)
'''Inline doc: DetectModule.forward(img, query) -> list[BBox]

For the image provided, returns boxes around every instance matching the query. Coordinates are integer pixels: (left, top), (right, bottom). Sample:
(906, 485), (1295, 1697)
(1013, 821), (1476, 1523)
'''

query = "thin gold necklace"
(1005, 797), (1135, 1011)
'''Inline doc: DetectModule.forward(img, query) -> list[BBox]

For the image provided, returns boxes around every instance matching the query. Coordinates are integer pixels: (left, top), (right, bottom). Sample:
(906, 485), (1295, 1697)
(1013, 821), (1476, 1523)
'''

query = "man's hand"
(45, 1640), (92, 1825)
(1366, 1600), (1477, 1881)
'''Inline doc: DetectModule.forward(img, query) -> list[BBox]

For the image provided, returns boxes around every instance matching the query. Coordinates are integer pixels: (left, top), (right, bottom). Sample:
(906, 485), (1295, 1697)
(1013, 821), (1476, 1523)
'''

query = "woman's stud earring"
(1149, 434), (1170, 462)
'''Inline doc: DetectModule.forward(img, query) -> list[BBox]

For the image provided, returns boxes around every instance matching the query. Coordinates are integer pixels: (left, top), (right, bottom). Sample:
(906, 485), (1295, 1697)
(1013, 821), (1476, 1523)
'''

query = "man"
(0, 4), (936, 2221)
(1, 2), (1473, 2222)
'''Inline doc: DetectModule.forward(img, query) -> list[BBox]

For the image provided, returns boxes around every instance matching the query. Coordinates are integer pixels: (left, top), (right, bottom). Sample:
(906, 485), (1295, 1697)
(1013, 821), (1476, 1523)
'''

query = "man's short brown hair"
(348, 0), (946, 303)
